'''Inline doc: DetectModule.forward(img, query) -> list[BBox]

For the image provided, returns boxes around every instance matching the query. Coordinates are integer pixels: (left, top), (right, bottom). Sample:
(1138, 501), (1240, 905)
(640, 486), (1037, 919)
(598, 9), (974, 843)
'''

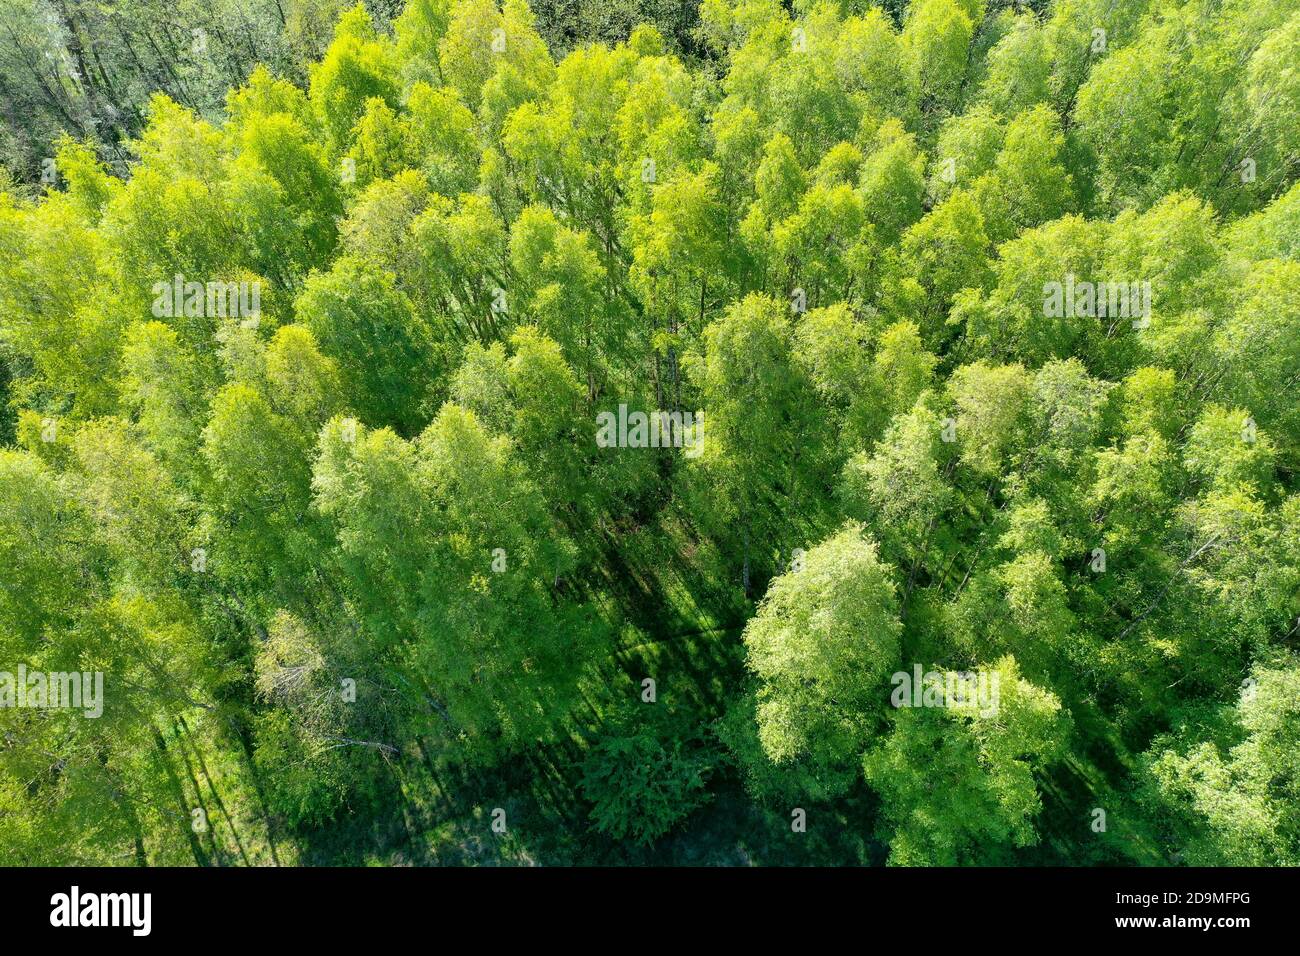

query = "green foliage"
(726, 524), (901, 801)
(2, 0), (1298, 868)
(580, 704), (716, 846)
(864, 657), (1071, 865)
(1139, 659), (1300, 866)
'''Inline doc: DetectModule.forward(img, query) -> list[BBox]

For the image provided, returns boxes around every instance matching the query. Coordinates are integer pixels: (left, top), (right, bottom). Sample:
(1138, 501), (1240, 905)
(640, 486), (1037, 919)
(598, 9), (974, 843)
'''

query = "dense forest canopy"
(0, 0), (1298, 866)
